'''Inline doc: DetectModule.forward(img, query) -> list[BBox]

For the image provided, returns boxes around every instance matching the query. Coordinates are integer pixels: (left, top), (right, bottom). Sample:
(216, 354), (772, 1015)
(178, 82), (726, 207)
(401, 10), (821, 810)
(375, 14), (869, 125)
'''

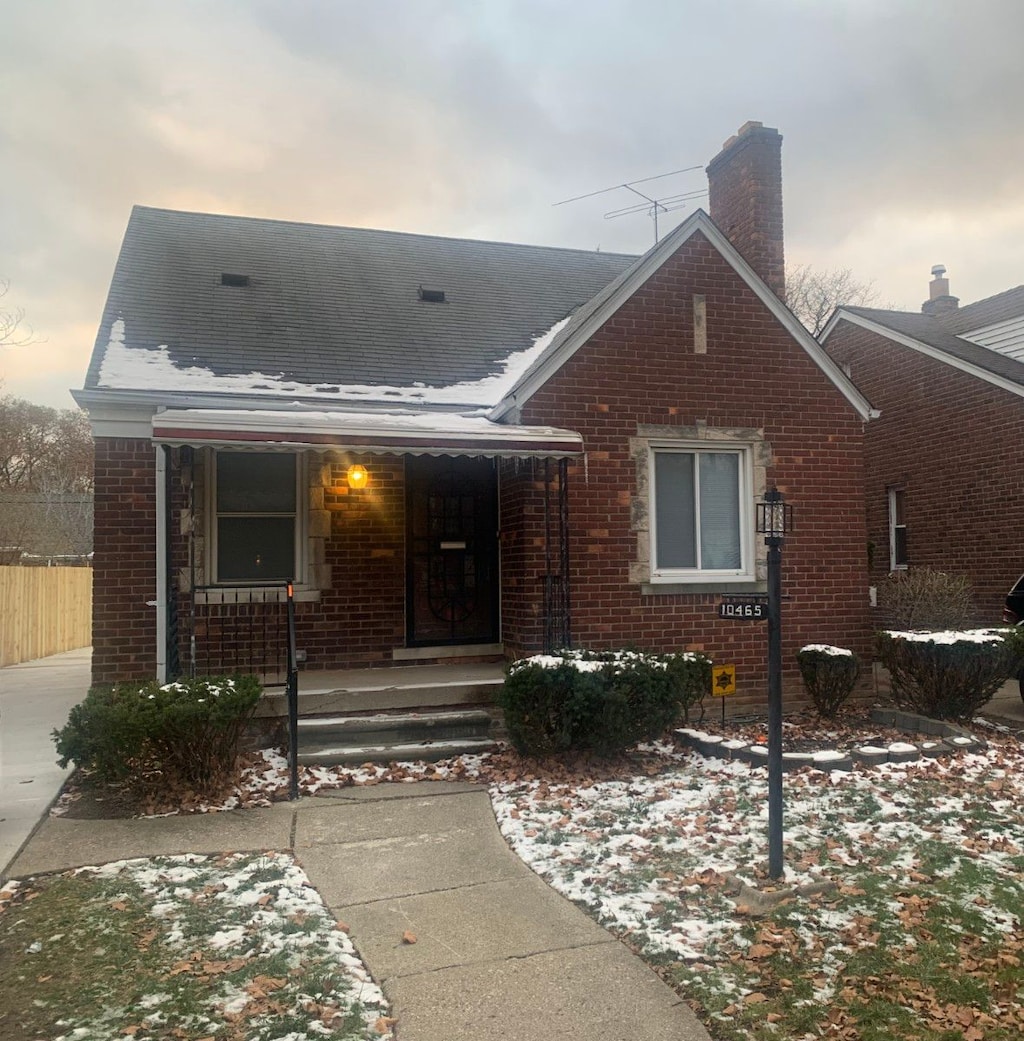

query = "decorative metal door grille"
(406, 457), (498, 646)
(426, 474), (478, 623)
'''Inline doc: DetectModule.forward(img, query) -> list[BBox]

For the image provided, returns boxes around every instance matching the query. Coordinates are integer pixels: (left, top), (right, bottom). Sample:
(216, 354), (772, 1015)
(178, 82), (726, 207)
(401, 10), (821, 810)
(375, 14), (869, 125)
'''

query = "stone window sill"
(640, 581), (767, 596)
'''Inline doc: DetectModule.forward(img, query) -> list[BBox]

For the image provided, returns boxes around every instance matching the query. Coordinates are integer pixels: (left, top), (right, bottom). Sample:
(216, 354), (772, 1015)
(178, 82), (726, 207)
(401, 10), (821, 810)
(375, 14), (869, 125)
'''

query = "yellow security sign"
(711, 664), (736, 696)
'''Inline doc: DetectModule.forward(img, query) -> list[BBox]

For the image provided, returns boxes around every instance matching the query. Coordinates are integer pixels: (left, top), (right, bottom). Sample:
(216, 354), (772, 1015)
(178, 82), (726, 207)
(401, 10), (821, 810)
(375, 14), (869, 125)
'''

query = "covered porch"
(151, 407), (580, 721)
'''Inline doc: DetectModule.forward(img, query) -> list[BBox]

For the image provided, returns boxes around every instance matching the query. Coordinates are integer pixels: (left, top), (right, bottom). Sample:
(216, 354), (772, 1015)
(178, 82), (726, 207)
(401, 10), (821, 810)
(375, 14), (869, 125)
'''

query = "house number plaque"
(718, 595), (768, 620)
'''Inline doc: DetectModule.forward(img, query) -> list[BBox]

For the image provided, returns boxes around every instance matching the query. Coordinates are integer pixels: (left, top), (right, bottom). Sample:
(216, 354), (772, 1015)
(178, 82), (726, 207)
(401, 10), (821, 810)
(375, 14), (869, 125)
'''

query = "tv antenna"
(554, 165), (708, 244)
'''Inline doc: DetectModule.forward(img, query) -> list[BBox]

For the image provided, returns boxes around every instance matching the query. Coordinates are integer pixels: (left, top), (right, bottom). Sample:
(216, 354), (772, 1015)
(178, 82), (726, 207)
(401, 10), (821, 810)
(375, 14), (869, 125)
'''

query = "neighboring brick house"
(75, 121), (875, 713)
(821, 269), (1024, 622)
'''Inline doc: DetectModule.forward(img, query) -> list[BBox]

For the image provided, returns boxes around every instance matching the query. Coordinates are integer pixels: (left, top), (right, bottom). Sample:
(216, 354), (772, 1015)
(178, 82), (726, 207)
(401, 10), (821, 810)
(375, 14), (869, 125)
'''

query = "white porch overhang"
(151, 408), (583, 458)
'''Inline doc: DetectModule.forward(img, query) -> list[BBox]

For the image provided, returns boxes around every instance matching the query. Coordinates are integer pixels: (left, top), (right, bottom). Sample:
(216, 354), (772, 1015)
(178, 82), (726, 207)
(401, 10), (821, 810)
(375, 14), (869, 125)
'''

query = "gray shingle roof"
(84, 207), (636, 404)
(942, 284), (1024, 335)
(843, 305), (1024, 388)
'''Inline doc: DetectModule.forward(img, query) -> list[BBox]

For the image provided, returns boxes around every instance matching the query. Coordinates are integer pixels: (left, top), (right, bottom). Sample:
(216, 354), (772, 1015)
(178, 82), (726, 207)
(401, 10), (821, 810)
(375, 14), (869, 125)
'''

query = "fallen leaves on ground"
(0, 852), (393, 1040)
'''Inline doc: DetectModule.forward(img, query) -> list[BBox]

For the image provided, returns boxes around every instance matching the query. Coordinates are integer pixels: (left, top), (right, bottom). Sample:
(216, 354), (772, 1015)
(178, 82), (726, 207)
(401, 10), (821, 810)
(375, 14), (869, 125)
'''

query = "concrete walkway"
(9, 786), (711, 1041)
(982, 677), (1024, 725)
(0, 647), (90, 876)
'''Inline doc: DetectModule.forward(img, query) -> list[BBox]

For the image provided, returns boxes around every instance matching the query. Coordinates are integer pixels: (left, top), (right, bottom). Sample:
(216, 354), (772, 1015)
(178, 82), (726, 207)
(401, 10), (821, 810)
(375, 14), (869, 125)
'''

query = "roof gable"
(823, 306), (1024, 397)
(489, 209), (875, 421)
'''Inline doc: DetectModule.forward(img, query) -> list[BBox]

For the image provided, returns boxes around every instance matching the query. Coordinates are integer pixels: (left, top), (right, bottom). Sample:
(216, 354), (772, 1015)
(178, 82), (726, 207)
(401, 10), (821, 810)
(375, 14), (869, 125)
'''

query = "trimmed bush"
(797, 645), (861, 718)
(138, 676), (263, 788)
(876, 628), (1024, 721)
(51, 684), (152, 782)
(54, 675), (262, 792)
(876, 568), (975, 632)
(498, 649), (712, 757)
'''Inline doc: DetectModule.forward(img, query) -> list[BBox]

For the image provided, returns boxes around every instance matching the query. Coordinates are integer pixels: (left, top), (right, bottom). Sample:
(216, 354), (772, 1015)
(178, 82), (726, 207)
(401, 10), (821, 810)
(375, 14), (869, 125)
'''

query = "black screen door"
(406, 456), (499, 646)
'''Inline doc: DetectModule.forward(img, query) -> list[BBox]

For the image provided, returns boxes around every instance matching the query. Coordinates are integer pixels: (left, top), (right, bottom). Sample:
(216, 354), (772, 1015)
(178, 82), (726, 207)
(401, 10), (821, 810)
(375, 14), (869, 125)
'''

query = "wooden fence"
(0, 567), (92, 667)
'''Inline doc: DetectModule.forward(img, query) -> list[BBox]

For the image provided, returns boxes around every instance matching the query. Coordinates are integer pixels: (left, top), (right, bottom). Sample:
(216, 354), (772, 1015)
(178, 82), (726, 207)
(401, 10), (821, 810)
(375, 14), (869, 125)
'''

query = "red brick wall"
(92, 437), (157, 684)
(825, 319), (1024, 624)
(310, 455), (406, 667)
(499, 459), (566, 657)
(508, 231), (871, 712)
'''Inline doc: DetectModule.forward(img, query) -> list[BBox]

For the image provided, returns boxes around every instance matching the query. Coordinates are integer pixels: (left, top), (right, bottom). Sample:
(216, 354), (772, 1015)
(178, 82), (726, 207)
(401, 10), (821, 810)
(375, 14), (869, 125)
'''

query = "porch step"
(297, 708), (499, 766)
(256, 662), (505, 718)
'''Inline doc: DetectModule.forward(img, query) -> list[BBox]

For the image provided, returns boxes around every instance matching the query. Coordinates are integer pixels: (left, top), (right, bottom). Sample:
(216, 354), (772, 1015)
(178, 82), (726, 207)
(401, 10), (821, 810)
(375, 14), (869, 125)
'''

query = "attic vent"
(221, 273), (250, 287)
(418, 286), (445, 303)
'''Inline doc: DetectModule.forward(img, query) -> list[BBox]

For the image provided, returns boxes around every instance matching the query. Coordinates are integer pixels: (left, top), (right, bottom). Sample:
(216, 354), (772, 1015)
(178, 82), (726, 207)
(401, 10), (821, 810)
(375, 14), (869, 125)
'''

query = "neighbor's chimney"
(921, 264), (959, 317)
(706, 121), (785, 299)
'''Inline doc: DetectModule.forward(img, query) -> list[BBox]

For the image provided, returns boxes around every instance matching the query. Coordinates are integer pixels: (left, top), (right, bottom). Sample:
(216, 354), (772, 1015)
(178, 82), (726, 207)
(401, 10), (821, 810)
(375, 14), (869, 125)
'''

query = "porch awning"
(151, 408), (583, 458)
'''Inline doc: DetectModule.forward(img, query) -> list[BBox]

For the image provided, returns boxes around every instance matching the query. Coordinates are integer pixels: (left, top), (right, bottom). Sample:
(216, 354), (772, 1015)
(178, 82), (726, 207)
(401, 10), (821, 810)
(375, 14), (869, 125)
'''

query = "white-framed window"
(888, 486), (907, 571)
(211, 451), (303, 583)
(649, 444), (754, 582)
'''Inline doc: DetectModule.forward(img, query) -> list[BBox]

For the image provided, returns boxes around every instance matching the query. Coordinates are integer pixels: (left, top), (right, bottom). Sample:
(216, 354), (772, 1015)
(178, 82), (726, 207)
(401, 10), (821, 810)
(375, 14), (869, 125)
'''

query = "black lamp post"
(756, 487), (793, 880)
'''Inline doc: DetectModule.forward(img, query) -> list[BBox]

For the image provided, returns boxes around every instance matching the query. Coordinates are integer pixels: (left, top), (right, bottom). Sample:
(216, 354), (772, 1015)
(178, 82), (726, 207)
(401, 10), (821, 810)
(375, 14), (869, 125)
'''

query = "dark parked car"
(1003, 574), (1024, 699)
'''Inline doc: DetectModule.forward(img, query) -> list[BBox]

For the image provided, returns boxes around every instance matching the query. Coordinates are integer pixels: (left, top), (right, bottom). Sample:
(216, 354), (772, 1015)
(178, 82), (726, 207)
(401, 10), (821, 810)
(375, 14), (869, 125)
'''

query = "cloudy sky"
(2, 0), (1023, 409)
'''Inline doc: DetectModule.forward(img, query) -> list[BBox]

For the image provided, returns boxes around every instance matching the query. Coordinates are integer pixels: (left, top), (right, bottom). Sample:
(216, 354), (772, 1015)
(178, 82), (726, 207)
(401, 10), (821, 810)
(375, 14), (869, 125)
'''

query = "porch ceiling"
(151, 407), (583, 458)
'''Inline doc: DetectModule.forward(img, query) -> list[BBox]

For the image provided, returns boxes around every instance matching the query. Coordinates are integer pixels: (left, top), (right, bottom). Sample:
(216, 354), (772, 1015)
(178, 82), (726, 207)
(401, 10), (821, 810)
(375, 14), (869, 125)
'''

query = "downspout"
(155, 444), (168, 682)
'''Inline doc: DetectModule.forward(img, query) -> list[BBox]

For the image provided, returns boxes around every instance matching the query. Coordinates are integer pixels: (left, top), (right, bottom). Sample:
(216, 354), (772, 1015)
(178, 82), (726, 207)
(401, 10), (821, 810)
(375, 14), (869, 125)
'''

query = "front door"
(406, 456), (499, 646)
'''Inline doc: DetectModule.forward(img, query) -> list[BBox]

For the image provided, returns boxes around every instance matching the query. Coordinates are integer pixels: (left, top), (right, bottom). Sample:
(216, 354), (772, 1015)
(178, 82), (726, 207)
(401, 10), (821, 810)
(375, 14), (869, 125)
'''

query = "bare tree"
(0, 396), (93, 559)
(0, 280), (35, 348)
(786, 264), (882, 337)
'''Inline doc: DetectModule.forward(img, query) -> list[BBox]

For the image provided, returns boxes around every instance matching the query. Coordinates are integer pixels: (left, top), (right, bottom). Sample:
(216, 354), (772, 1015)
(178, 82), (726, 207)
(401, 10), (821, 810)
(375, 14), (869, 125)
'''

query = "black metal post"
(542, 458), (553, 653)
(766, 535), (784, 879)
(286, 580), (299, 801)
(559, 456), (572, 650)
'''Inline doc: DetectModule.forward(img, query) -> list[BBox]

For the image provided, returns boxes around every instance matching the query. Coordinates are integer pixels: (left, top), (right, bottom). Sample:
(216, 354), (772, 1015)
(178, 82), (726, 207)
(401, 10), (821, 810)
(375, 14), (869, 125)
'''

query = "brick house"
(75, 122), (875, 715)
(821, 270), (1024, 622)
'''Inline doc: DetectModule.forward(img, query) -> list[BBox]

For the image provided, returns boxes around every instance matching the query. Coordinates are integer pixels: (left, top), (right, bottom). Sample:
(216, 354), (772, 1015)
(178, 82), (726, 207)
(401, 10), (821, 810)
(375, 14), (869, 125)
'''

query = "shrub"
(796, 645), (861, 718)
(139, 676), (263, 788)
(52, 684), (152, 782)
(876, 569), (975, 631)
(876, 628), (1024, 721)
(54, 675), (262, 792)
(663, 652), (714, 724)
(498, 649), (712, 757)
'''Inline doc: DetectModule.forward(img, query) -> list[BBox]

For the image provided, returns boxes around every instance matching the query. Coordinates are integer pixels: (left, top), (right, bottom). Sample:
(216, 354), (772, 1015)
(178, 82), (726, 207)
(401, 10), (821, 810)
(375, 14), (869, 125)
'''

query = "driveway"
(0, 647), (90, 879)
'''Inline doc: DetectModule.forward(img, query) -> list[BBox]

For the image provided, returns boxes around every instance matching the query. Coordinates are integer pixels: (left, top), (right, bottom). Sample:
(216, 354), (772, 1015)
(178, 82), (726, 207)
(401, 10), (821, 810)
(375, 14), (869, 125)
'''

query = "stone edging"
(674, 707), (988, 773)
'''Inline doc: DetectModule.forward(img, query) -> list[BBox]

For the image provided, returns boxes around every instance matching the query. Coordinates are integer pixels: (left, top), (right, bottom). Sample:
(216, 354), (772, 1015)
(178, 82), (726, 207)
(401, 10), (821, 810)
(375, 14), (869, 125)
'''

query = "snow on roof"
(97, 315), (572, 409)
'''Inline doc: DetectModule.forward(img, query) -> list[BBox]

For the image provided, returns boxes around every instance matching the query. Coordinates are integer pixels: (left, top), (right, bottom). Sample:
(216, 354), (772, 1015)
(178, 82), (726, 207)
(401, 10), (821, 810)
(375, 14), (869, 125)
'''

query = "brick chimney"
(706, 121), (785, 299)
(921, 264), (959, 317)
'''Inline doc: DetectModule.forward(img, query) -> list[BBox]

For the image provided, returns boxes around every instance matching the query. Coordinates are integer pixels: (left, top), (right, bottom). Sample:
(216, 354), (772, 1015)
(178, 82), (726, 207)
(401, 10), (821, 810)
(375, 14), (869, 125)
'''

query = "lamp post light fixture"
(756, 487), (793, 880)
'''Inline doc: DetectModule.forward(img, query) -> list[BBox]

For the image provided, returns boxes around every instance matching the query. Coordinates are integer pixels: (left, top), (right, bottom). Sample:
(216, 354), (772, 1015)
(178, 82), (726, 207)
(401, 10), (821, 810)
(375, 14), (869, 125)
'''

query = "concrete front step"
(299, 708), (495, 746)
(297, 737), (497, 767)
(297, 708), (501, 766)
(256, 662), (505, 719)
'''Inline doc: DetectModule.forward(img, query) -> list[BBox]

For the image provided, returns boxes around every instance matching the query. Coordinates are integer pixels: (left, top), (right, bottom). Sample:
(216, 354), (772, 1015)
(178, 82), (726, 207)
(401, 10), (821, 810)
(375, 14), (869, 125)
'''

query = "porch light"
(346, 464), (369, 490)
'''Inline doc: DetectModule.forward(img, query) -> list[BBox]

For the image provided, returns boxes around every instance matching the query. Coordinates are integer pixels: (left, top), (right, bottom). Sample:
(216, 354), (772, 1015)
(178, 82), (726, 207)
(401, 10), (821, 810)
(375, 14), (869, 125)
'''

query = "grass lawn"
(487, 732), (1024, 1040)
(0, 851), (392, 1041)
